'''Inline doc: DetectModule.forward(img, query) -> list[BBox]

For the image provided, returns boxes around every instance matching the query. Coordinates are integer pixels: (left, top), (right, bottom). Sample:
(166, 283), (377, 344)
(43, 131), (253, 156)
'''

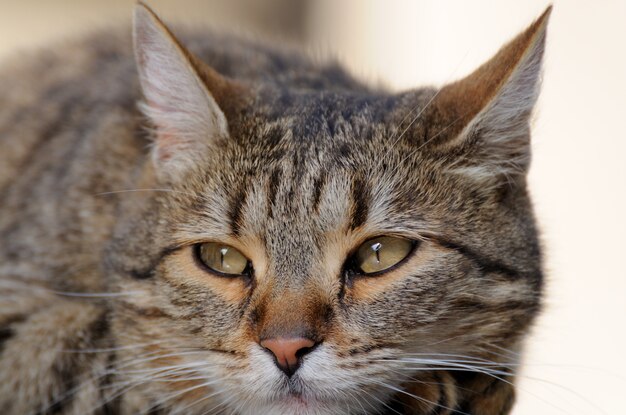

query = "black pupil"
(371, 242), (382, 263)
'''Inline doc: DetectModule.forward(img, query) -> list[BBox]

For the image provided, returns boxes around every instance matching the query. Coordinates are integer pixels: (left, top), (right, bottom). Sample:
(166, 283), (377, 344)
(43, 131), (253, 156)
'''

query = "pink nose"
(260, 337), (316, 377)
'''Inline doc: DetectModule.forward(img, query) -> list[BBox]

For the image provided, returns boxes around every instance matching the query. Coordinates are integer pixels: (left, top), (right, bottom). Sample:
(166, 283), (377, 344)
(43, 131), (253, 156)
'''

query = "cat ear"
(133, 3), (228, 179)
(428, 7), (551, 185)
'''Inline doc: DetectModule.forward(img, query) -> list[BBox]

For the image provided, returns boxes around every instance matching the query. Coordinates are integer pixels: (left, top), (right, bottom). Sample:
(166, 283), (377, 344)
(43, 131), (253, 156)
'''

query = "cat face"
(102, 5), (548, 414)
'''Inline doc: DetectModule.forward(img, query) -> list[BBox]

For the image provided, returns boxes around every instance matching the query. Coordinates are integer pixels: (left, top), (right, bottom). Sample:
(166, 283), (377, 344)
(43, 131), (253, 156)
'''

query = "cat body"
(0, 4), (549, 414)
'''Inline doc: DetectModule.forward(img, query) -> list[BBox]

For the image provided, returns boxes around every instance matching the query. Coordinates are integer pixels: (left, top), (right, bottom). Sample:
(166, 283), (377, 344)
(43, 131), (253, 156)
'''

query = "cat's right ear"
(408, 7), (551, 188)
(133, 3), (229, 180)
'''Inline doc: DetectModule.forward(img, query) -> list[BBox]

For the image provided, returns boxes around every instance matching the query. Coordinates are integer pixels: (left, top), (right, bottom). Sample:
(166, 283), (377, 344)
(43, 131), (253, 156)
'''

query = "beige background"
(1, 1), (624, 414)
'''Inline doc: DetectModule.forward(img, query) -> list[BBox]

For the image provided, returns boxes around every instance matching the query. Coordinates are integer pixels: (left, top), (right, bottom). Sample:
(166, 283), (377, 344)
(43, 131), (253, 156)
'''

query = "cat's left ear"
(424, 7), (551, 185)
(133, 3), (231, 180)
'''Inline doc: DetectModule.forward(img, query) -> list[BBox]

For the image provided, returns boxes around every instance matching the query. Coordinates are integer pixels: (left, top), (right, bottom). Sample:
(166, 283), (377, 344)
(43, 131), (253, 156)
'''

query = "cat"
(0, 3), (550, 414)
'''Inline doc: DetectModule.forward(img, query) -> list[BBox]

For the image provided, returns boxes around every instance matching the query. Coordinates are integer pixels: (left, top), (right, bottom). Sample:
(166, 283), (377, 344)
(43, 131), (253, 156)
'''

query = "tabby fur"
(0, 4), (550, 414)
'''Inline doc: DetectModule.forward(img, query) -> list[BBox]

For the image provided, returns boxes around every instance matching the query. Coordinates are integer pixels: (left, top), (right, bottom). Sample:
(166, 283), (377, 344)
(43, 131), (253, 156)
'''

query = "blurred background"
(1, 1), (625, 413)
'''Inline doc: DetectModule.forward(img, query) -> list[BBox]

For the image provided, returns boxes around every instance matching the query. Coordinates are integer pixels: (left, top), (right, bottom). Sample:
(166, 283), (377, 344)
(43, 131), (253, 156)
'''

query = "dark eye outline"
(343, 237), (419, 278)
(192, 243), (254, 279)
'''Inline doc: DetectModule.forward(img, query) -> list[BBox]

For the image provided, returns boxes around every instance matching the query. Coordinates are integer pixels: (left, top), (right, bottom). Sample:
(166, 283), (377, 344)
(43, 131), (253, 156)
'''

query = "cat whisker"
(372, 378), (471, 415)
(46, 345), (210, 405)
(39, 354), (214, 413)
(0, 280), (146, 300)
(52, 290), (144, 298)
(196, 387), (242, 415)
(515, 374), (609, 415)
(417, 333), (470, 348)
(114, 361), (213, 377)
(94, 188), (199, 198)
(116, 368), (206, 381)
(90, 363), (217, 414)
(392, 352), (515, 365)
(355, 385), (404, 415)
(382, 365), (482, 397)
(168, 383), (234, 414)
(399, 352), (514, 364)
(380, 357), (513, 376)
(395, 357), (513, 368)
(144, 378), (225, 412)
(112, 349), (211, 371)
(480, 341), (522, 357)
(346, 387), (375, 415)
(388, 358), (589, 415)
(62, 340), (180, 354)
(224, 387), (254, 415)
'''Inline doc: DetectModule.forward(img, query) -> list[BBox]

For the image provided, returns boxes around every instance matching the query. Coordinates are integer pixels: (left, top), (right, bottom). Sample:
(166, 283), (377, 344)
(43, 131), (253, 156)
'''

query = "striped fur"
(0, 4), (550, 414)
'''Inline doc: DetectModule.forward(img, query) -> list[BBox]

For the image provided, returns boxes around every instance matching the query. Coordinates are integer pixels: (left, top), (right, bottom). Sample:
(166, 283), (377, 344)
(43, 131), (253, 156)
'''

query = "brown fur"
(0, 4), (550, 414)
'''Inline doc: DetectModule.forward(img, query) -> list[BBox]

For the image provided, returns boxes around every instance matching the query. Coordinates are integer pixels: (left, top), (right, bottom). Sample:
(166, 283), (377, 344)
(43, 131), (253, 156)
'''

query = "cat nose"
(260, 337), (317, 377)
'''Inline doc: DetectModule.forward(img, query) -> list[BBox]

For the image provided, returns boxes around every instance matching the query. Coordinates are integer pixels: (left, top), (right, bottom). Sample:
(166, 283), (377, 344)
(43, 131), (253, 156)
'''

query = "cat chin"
(235, 396), (351, 415)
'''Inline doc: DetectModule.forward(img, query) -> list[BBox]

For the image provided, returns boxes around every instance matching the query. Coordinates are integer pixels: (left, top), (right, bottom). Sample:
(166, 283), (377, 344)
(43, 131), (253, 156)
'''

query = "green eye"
(352, 236), (415, 275)
(195, 243), (251, 276)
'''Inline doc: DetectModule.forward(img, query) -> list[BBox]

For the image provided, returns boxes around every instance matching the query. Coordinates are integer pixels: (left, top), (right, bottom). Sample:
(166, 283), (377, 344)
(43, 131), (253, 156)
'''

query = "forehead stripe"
(311, 172), (327, 214)
(349, 174), (370, 230)
(229, 181), (249, 237)
(266, 167), (282, 219)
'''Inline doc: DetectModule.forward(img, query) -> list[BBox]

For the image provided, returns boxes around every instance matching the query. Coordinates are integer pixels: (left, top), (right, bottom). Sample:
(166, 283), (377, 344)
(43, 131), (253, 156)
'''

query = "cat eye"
(194, 243), (251, 277)
(350, 236), (415, 275)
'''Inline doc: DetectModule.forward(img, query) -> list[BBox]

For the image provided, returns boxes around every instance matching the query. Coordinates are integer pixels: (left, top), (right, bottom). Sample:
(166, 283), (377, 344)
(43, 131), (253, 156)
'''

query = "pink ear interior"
(133, 3), (228, 176)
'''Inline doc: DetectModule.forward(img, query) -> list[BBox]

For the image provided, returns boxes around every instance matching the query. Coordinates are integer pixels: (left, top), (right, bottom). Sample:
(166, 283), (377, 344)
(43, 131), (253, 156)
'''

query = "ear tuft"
(133, 3), (228, 179)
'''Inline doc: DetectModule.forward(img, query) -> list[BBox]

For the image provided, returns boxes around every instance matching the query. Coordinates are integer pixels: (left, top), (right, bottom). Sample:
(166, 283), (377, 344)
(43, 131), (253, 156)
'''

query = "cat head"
(104, 4), (549, 413)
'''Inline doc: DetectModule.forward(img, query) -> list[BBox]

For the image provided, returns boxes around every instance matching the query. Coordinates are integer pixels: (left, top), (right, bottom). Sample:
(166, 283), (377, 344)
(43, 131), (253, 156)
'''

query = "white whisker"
(52, 290), (143, 298)
(94, 188), (198, 197)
